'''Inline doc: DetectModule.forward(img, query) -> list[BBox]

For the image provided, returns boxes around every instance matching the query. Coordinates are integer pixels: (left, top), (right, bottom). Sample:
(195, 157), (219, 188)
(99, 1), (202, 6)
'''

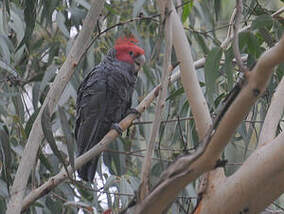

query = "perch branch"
(132, 35), (284, 214)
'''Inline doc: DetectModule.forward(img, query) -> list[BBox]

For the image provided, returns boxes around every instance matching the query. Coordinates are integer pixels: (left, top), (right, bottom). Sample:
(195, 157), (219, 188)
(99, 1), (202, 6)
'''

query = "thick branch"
(200, 131), (284, 213)
(6, 1), (105, 214)
(259, 77), (284, 146)
(170, 0), (212, 139)
(133, 35), (284, 214)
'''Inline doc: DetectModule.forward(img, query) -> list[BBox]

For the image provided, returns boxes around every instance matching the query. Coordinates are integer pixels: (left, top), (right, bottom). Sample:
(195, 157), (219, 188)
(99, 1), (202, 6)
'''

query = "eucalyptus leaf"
(204, 47), (223, 103)
(17, 0), (37, 49)
(0, 129), (11, 191)
(41, 106), (69, 176)
(56, 11), (70, 38)
(58, 106), (75, 173)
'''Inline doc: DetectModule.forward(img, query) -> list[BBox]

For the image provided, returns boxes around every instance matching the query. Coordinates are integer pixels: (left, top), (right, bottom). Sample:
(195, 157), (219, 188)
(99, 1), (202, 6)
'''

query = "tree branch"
(132, 35), (284, 214)
(139, 0), (173, 200)
(232, 0), (247, 73)
(199, 131), (284, 213)
(6, 1), (105, 214)
(170, 0), (212, 139)
(259, 76), (284, 146)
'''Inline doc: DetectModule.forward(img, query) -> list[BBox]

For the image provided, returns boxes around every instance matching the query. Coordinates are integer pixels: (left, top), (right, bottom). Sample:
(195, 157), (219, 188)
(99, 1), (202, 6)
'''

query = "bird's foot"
(127, 108), (141, 118)
(111, 123), (123, 135)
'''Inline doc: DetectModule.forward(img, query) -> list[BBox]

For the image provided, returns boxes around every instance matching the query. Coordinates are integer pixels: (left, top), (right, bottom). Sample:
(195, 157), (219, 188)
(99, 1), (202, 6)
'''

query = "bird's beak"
(134, 54), (146, 72)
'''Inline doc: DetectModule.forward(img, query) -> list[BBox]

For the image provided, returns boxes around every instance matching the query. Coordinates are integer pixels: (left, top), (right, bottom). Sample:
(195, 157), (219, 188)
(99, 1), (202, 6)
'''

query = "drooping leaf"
(25, 108), (40, 137)
(182, 1), (193, 23)
(17, 0), (37, 49)
(133, 0), (146, 17)
(119, 176), (133, 207)
(39, 65), (57, 97)
(204, 47), (223, 103)
(41, 105), (69, 176)
(0, 129), (12, 192)
(223, 47), (234, 90)
(193, 32), (209, 55)
(11, 92), (25, 123)
(0, 59), (17, 77)
(251, 14), (273, 30)
(0, 35), (12, 63)
(58, 106), (75, 173)
(167, 87), (184, 101)
(56, 11), (70, 38)
(103, 175), (117, 191)
(0, 179), (9, 198)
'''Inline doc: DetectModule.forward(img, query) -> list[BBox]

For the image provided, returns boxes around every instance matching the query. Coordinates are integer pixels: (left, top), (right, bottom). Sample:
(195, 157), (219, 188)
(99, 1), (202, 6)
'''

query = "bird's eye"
(129, 51), (134, 56)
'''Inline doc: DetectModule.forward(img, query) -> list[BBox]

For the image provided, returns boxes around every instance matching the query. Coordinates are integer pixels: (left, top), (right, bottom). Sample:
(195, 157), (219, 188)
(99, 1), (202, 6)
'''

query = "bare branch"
(221, 8), (236, 49)
(139, 0), (173, 200)
(170, 0), (212, 139)
(200, 131), (284, 214)
(132, 35), (284, 214)
(259, 62), (284, 146)
(272, 7), (284, 18)
(232, 0), (247, 73)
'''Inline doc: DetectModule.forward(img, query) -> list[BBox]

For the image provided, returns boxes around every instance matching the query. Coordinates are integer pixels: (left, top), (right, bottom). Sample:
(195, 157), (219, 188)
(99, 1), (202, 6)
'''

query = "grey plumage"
(75, 49), (138, 181)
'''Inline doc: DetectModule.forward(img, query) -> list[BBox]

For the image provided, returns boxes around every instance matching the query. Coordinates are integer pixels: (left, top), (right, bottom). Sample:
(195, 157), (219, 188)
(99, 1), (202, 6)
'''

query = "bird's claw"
(127, 108), (141, 118)
(111, 123), (123, 135)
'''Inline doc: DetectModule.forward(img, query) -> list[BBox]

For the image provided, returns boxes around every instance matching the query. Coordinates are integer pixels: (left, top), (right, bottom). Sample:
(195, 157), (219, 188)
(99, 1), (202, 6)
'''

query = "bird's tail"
(78, 156), (99, 182)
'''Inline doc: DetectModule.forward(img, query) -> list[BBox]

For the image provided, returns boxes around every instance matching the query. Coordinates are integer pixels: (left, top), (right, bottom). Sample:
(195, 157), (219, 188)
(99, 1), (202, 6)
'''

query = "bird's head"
(114, 35), (145, 72)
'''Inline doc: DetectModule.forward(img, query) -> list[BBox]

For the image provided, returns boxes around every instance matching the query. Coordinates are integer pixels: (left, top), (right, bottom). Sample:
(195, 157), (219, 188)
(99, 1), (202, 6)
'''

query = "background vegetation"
(0, 0), (283, 213)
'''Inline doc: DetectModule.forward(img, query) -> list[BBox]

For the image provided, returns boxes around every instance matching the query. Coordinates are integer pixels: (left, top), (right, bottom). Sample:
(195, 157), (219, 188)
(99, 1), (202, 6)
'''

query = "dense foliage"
(0, 0), (283, 213)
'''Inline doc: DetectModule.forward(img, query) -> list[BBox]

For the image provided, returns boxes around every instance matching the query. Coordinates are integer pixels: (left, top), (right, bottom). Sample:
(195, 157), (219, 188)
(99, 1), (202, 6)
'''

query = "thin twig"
(177, 116), (187, 152)
(271, 7), (284, 18)
(232, 0), (247, 73)
(139, 3), (173, 200)
(133, 116), (194, 125)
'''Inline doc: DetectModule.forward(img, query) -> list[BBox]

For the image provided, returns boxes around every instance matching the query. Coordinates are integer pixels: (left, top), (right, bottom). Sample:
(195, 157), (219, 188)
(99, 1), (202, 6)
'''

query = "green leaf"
(58, 106), (75, 173)
(0, 35), (12, 63)
(193, 32), (209, 55)
(251, 15), (273, 30)
(167, 87), (184, 101)
(32, 82), (41, 110)
(204, 47), (223, 103)
(214, 0), (221, 21)
(74, 0), (91, 10)
(119, 176), (133, 207)
(223, 48), (234, 90)
(0, 179), (8, 198)
(39, 65), (57, 97)
(10, 9), (25, 43)
(0, 59), (17, 77)
(182, 1), (193, 23)
(103, 175), (117, 191)
(133, 0), (146, 17)
(0, 129), (12, 191)
(25, 108), (40, 137)
(38, 150), (54, 173)
(3, 0), (10, 16)
(11, 93), (25, 123)
(56, 11), (70, 38)
(17, 0), (37, 49)
(41, 105), (69, 176)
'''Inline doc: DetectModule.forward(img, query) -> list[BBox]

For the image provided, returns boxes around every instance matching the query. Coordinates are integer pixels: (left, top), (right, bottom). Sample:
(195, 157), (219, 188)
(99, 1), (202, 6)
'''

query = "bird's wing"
(75, 71), (112, 181)
(75, 79), (110, 155)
